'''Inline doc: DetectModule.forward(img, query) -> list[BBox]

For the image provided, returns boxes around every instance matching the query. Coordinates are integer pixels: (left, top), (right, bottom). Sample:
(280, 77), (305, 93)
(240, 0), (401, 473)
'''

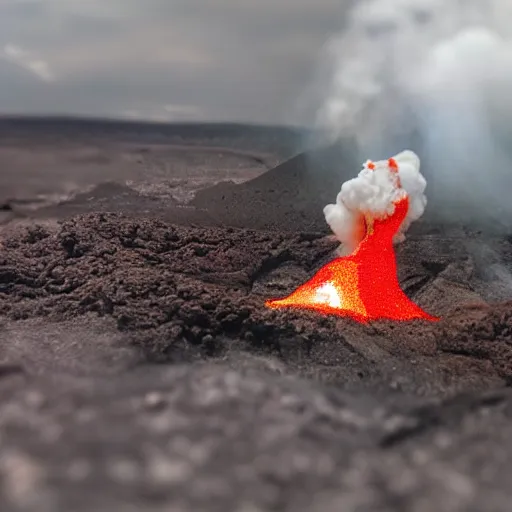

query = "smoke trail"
(311, 0), (512, 228)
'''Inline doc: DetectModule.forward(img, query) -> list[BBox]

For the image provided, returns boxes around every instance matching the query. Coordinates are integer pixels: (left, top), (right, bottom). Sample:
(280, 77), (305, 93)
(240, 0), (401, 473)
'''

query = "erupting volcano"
(266, 151), (439, 323)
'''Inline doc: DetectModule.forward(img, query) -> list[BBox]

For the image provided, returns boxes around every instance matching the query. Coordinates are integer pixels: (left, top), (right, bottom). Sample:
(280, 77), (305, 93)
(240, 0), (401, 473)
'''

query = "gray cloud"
(0, 0), (348, 124)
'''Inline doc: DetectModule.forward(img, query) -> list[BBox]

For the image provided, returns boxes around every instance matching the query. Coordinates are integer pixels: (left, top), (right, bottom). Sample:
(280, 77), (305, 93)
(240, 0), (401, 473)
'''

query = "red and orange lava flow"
(265, 196), (439, 323)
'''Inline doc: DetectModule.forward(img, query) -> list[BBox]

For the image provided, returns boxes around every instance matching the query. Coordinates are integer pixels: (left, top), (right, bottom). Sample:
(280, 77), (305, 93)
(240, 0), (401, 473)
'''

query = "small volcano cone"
(266, 197), (439, 323)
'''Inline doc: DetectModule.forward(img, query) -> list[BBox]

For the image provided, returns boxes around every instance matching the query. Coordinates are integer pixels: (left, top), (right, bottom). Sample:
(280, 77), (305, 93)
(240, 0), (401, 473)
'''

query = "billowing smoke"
(312, 0), (512, 228)
(324, 150), (427, 253)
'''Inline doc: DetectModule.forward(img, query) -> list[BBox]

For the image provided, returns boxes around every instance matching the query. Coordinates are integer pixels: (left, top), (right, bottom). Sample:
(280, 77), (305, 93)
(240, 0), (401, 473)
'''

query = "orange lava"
(265, 196), (439, 323)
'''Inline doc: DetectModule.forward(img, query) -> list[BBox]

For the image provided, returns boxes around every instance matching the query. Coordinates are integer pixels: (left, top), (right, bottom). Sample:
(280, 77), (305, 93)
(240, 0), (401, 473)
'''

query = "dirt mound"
(191, 142), (360, 232)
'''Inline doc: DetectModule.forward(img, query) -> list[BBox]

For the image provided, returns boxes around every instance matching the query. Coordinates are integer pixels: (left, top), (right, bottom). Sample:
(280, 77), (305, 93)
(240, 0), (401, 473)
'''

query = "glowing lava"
(265, 196), (439, 323)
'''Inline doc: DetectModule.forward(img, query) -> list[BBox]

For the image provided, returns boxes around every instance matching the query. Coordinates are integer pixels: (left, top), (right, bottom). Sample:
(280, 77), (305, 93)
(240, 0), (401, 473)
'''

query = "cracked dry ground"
(1, 212), (512, 511)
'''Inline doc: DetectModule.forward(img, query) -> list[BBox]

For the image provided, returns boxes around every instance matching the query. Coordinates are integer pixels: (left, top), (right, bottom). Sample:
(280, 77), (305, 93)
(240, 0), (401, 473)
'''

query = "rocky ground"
(0, 118), (511, 512)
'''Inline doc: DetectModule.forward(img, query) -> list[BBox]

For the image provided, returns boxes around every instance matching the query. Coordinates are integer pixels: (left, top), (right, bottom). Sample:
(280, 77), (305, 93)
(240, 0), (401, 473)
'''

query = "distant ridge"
(0, 114), (308, 136)
(0, 115), (307, 157)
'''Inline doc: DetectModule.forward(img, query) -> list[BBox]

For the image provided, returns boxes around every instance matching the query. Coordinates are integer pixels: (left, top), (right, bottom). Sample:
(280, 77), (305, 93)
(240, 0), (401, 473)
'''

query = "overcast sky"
(0, 0), (349, 125)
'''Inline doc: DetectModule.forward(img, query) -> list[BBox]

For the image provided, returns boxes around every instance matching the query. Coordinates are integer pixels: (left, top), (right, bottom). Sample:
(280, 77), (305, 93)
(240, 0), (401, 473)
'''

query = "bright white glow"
(314, 281), (342, 308)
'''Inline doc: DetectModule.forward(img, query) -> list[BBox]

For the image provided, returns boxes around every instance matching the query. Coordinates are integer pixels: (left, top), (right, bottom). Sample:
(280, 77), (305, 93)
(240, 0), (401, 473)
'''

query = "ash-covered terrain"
(1, 118), (512, 512)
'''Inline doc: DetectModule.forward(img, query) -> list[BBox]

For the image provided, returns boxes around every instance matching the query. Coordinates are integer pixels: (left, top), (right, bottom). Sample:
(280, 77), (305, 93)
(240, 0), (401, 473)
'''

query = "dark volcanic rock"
(0, 211), (510, 395)
(436, 302), (512, 385)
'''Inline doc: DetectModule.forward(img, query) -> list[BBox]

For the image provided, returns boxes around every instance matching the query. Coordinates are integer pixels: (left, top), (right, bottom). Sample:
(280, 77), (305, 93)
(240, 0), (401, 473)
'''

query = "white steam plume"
(313, 0), (512, 227)
(324, 149), (427, 253)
